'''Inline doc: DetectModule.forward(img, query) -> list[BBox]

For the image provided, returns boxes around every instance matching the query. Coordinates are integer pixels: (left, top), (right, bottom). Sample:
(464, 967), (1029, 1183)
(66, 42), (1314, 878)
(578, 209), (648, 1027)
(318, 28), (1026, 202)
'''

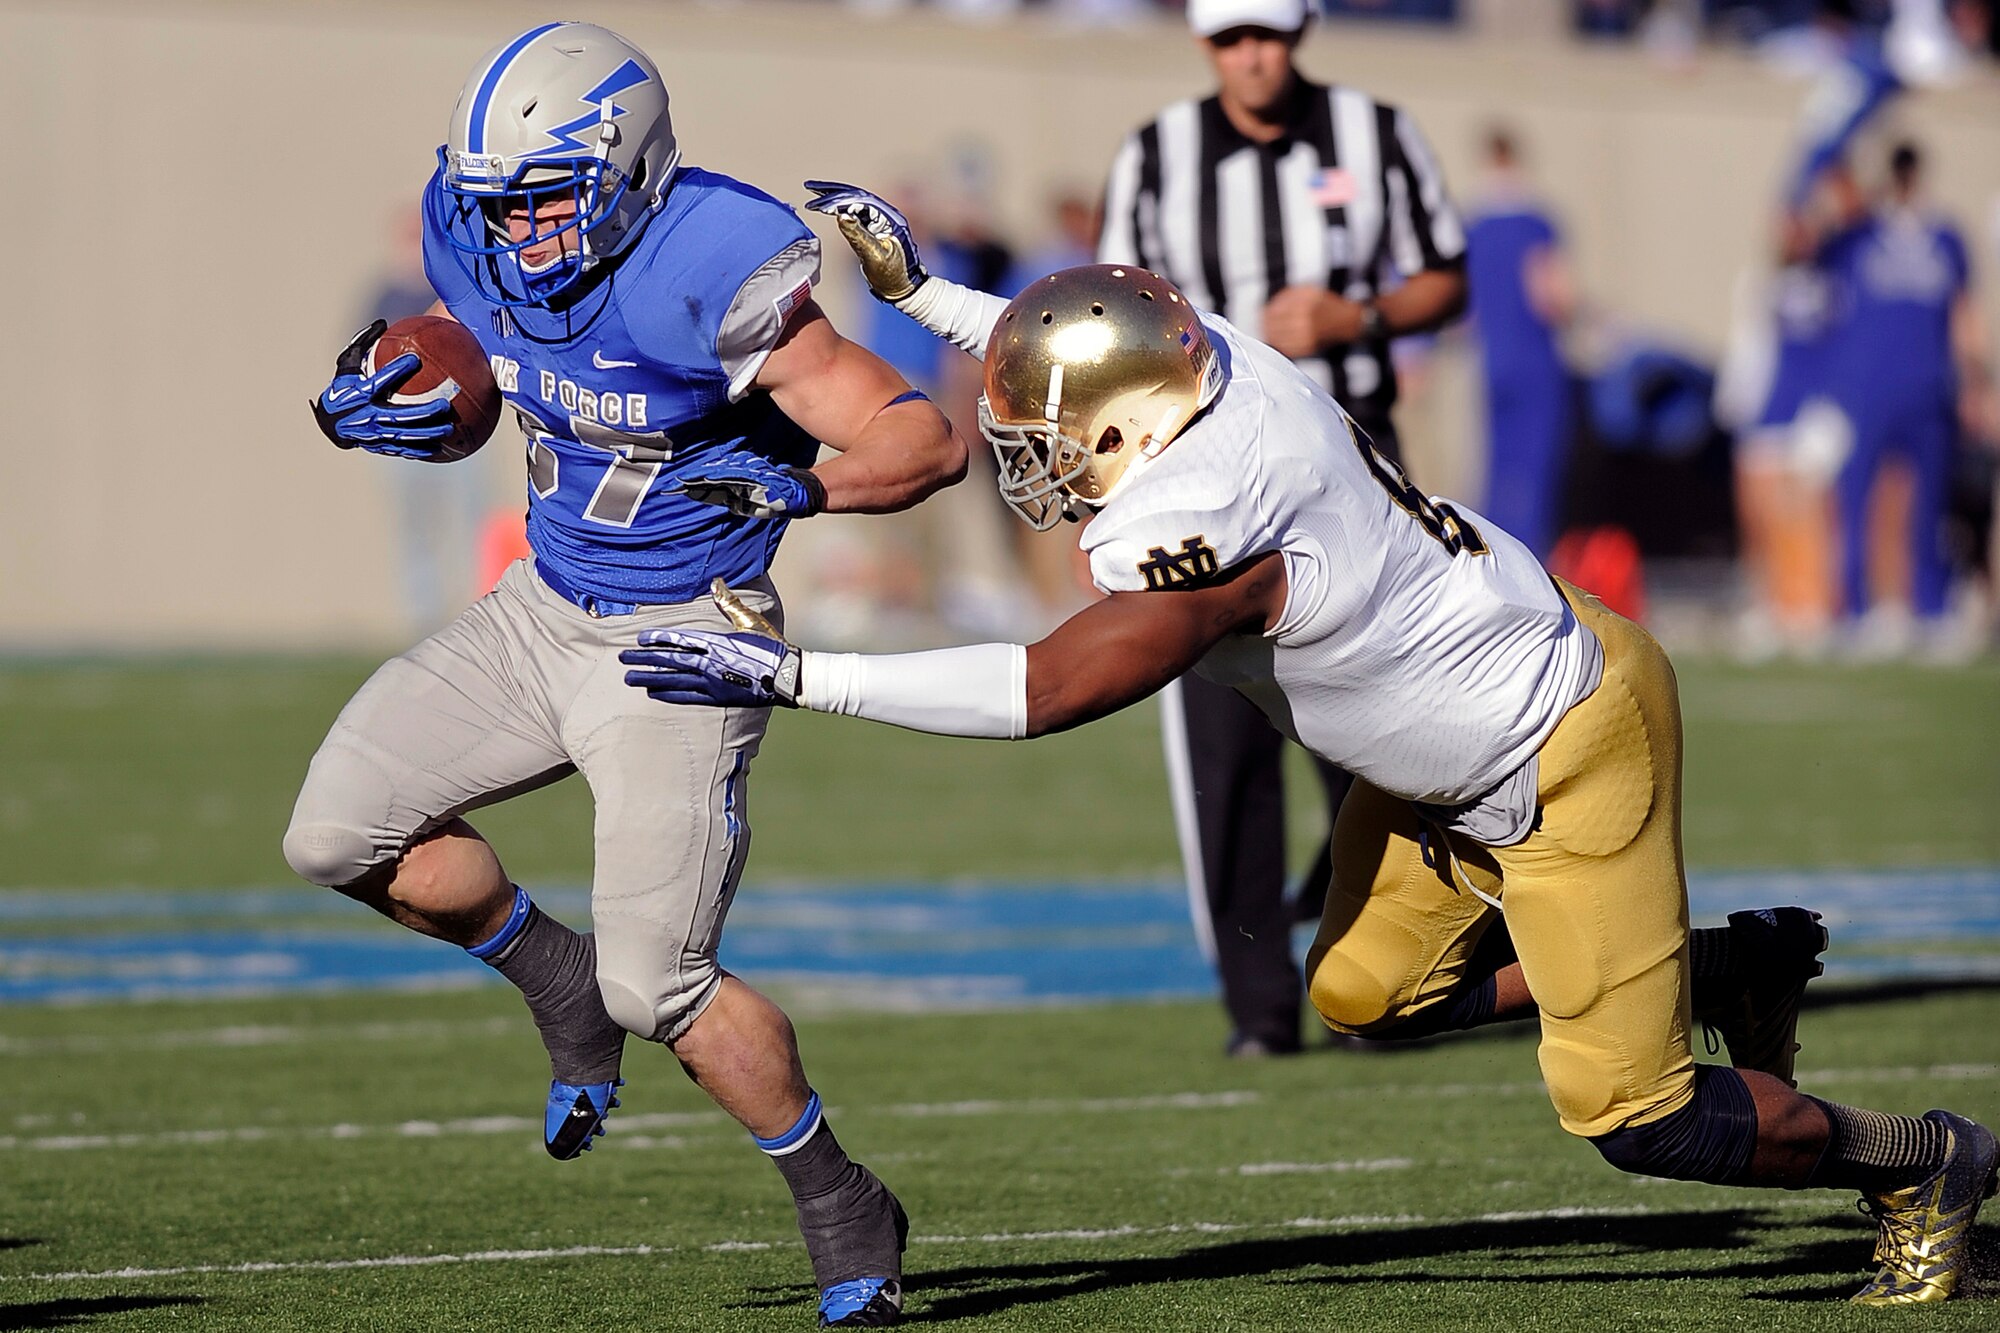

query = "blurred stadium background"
(3, 1), (2000, 1328)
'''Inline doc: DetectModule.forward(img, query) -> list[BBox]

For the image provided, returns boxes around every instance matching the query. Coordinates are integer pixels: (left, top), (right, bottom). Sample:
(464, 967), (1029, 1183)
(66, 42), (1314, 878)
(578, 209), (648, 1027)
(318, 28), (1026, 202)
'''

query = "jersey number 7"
(518, 408), (675, 529)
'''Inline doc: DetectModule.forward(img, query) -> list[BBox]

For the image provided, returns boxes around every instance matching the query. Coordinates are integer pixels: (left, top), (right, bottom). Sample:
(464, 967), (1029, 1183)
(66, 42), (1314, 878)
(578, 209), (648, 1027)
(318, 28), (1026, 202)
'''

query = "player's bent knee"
(281, 820), (380, 889)
(598, 962), (723, 1045)
(1589, 1066), (1757, 1186)
(1307, 948), (1401, 1036)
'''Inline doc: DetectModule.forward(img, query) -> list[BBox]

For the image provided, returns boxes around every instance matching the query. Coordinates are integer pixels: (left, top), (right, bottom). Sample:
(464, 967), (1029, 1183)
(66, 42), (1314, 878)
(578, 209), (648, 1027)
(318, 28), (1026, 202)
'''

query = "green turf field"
(3, 989), (1996, 1330)
(2, 657), (1998, 1328)
(2, 656), (1997, 890)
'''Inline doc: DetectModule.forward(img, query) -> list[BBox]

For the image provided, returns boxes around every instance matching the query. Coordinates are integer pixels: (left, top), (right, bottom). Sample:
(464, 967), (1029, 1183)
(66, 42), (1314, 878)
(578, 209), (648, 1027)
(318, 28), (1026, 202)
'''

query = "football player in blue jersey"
(286, 23), (963, 1328)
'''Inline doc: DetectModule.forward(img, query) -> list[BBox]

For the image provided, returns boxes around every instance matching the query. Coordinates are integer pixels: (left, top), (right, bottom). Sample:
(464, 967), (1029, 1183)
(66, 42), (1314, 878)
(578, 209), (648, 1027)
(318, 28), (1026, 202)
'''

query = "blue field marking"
(1, 871), (1996, 1006)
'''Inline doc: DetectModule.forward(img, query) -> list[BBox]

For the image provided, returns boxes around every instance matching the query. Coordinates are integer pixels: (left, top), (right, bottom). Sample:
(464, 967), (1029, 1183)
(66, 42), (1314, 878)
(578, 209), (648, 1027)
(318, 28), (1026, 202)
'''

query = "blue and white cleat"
(545, 1077), (622, 1160)
(817, 1276), (903, 1328)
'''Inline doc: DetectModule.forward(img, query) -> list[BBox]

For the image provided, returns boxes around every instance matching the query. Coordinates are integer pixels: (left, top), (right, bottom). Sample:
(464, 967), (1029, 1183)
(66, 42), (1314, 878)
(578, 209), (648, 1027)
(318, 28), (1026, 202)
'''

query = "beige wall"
(4, 0), (1997, 647)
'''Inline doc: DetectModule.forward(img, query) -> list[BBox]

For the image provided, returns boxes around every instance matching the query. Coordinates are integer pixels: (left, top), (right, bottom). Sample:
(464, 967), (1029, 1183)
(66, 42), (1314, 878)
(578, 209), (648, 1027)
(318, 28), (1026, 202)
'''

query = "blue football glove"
(310, 318), (456, 459)
(671, 452), (827, 519)
(621, 581), (802, 708)
(803, 180), (929, 305)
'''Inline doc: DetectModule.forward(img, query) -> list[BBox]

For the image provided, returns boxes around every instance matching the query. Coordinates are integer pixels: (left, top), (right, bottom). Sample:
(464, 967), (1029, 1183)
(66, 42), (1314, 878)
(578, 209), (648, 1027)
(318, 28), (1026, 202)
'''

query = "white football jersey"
(1082, 315), (1603, 807)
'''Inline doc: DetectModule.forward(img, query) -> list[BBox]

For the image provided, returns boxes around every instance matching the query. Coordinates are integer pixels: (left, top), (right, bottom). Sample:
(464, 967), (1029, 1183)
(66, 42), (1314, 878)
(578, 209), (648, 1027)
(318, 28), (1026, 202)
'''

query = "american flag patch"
(1178, 327), (1196, 350)
(775, 278), (812, 324)
(1310, 169), (1356, 208)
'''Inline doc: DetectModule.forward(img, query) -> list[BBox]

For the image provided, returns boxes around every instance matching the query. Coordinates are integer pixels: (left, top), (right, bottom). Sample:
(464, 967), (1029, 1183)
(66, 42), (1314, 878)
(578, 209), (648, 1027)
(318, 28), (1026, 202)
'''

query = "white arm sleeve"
(897, 277), (1010, 359)
(799, 642), (1028, 740)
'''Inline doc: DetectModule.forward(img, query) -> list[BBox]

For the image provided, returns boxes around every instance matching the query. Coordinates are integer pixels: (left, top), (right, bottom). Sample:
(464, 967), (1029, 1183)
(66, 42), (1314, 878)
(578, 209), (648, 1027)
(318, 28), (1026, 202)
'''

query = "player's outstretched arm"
(748, 301), (968, 515)
(620, 555), (1287, 738)
(803, 180), (1008, 358)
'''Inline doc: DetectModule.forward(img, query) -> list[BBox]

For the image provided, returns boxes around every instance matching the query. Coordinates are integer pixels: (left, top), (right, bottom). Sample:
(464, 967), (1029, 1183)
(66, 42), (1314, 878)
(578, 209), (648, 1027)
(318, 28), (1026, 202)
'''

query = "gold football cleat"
(1850, 1110), (1998, 1305)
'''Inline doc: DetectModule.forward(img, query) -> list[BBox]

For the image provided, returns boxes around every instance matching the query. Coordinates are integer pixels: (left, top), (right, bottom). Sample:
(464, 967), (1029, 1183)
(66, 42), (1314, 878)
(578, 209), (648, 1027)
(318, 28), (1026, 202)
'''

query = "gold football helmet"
(980, 265), (1223, 530)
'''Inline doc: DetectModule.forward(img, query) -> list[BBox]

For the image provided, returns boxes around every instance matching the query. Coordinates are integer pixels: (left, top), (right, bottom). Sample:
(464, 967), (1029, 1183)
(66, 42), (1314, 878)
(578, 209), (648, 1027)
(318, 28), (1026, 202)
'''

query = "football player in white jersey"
(620, 190), (1998, 1307)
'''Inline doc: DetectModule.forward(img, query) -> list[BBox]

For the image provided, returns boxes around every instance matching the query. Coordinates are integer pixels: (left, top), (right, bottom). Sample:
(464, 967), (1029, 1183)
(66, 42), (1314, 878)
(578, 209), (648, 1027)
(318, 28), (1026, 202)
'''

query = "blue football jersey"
(423, 166), (822, 605)
(1465, 205), (1563, 379)
(1820, 210), (1969, 405)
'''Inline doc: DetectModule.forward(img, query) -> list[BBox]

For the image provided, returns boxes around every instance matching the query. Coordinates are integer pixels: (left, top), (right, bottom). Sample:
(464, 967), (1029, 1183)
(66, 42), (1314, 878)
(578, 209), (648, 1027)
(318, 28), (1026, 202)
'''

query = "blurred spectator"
(841, 154), (1048, 644)
(1715, 253), (1847, 659)
(1815, 142), (1985, 657)
(363, 208), (492, 634)
(1097, 0), (1469, 1058)
(1712, 154), (1867, 661)
(1465, 126), (1577, 559)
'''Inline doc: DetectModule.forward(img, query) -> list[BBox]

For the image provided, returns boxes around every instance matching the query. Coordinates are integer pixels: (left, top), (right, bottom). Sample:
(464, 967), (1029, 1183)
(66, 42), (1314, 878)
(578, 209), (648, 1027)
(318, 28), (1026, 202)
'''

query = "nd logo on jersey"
(1138, 536), (1219, 591)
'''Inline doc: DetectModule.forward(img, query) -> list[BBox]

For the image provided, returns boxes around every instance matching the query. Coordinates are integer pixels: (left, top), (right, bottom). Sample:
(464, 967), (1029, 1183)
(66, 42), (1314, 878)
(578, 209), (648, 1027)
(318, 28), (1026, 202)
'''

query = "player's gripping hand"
(670, 452), (827, 519)
(621, 581), (802, 708)
(310, 319), (456, 458)
(803, 180), (928, 304)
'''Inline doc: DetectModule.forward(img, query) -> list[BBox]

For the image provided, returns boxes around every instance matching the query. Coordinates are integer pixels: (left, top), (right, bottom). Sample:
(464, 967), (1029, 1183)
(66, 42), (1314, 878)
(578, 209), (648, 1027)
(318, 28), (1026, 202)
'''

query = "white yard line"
(0, 1016), (521, 1057)
(2, 1201), (1850, 1285)
(8, 1064), (1993, 1150)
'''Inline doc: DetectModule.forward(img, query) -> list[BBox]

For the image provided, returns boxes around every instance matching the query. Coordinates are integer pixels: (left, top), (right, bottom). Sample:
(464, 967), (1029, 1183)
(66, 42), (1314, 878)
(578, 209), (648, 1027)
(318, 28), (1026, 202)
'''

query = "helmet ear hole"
(631, 158), (647, 190)
(1095, 427), (1124, 456)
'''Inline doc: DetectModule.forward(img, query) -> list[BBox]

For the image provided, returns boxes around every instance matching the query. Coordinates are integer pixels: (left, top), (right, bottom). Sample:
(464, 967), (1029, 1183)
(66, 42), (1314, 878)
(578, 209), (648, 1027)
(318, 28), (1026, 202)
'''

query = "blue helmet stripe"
(466, 21), (567, 155)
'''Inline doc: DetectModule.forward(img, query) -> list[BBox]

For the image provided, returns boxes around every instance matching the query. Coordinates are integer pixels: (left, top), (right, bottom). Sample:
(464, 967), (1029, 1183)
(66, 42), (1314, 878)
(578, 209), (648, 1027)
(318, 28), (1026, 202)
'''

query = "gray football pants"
(282, 559), (775, 1043)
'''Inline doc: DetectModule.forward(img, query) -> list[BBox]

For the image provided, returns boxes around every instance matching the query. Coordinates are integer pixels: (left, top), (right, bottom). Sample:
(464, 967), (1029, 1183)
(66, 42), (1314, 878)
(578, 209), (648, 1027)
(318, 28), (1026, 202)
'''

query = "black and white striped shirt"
(1097, 80), (1465, 425)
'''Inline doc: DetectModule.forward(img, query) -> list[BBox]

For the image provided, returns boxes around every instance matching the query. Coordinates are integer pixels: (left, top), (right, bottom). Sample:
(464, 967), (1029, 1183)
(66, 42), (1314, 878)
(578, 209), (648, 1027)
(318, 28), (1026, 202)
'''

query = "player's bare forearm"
(756, 302), (969, 513)
(1023, 554), (1286, 736)
(811, 398), (968, 514)
(1374, 267), (1466, 338)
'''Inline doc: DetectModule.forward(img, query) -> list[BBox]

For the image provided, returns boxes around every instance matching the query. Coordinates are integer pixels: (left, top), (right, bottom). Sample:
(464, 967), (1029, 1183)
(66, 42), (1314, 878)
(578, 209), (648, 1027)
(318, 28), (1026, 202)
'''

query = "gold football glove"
(803, 180), (928, 305)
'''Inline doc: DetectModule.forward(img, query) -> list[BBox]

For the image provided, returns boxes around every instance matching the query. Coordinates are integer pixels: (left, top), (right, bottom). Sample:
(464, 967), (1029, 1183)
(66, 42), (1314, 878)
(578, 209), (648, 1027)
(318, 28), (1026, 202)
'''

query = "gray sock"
(762, 1102), (905, 1288)
(481, 900), (625, 1085)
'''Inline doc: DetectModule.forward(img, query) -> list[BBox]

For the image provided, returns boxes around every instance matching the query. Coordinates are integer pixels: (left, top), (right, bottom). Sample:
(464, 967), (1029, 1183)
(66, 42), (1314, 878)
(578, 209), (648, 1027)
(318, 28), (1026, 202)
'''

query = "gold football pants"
(1305, 581), (1694, 1139)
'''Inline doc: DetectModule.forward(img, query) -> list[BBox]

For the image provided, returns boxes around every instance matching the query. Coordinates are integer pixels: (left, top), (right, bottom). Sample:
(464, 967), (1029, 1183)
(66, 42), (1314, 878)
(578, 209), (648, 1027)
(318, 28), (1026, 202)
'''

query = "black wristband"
(786, 466), (828, 517)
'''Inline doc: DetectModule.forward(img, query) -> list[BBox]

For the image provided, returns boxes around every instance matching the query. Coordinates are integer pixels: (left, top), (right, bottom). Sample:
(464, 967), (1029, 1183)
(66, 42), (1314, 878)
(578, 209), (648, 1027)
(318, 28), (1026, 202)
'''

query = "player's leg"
(1504, 583), (1994, 1305)
(1162, 674), (1304, 1055)
(1303, 782), (1522, 1040)
(565, 583), (905, 1325)
(282, 565), (627, 1155)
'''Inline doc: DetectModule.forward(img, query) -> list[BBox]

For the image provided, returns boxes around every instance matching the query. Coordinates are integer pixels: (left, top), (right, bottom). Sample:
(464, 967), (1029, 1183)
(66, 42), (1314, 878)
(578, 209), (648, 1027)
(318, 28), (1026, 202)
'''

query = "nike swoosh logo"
(593, 350), (638, 370)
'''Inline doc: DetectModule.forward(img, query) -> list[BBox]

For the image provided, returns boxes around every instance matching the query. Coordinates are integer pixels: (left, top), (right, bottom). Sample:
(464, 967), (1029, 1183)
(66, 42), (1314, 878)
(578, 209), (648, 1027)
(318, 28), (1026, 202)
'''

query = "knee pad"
(284, 741), (398, 887)
(281, 820), (380, 889)
(1307, 948), (1400, 1036)
(1590, 1065), (1757, 1185)
(596, 949), (723, 1044)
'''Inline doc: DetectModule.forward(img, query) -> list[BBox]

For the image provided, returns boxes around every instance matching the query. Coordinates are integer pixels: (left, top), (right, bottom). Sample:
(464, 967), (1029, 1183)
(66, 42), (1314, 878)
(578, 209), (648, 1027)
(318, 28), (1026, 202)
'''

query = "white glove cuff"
(897, 277), (1011, 359)
(799, 643), (1028, 740)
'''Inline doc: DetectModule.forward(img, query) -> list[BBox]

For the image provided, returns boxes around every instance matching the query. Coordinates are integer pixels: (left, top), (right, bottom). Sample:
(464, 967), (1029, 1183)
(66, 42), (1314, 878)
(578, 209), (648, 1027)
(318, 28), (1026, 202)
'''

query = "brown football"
(363, 315), (503, 463)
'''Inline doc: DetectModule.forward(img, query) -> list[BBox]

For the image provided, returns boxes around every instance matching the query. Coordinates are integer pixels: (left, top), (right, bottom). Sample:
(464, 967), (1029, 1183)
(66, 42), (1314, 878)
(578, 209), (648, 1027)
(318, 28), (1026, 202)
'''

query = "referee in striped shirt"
(1097, 0), (1468, 1058)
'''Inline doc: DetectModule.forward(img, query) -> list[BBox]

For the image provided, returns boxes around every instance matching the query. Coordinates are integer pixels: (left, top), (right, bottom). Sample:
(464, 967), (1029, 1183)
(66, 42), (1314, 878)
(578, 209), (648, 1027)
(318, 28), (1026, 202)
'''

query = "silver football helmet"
(980, 265), (1224, 529)
(435, 22), (680, 305)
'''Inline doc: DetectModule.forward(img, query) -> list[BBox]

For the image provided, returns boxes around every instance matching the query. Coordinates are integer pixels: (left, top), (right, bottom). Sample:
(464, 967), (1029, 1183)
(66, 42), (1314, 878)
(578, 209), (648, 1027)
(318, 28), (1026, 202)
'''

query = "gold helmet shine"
(980, 265), (1224, 530)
